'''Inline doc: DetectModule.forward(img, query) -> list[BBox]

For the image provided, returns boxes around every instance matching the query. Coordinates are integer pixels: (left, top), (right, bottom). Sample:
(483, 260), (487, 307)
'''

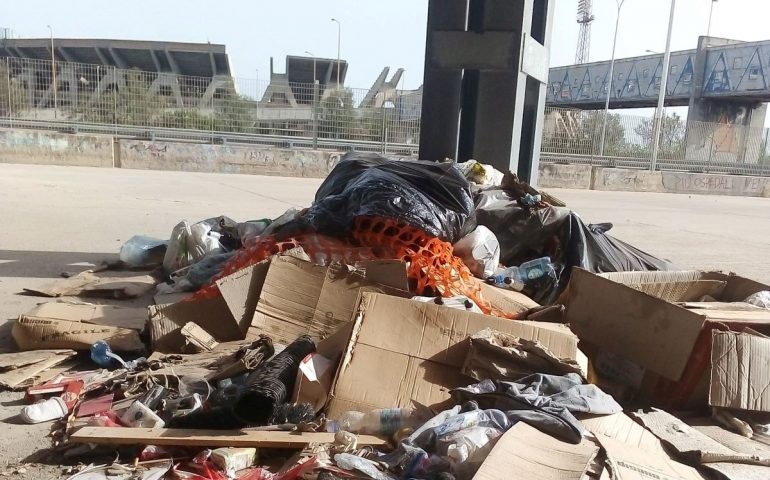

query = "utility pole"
(331, 18), (341, 88)
(598, 0), (625, 158)
(651, 0), (676, 171)
(47, 25), (57, 119)
(707, 0), (717, 37)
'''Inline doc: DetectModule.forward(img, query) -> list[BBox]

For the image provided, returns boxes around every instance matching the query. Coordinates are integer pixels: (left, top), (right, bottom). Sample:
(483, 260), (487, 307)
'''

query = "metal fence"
(541, 106), (770, 176)
(0, 56), (421, 154)
(3, 56), (770, 176)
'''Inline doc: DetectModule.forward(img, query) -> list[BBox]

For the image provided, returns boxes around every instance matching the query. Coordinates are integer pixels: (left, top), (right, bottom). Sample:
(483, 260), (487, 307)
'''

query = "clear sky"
(2, 0), (768, 112)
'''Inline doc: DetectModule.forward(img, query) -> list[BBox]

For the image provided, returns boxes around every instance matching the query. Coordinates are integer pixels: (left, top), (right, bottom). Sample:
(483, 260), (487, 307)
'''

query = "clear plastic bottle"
(90, 341), (145, 370)
(518, 256), (555, 281)
(334, 408), (415, 435)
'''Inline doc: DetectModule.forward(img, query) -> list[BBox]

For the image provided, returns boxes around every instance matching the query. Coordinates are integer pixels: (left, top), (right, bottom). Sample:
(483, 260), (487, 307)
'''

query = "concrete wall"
(0, 129), (114, 168)
(538, 163), (770, 197)
(537, 163), (592, 189)
(118, 140), (340, 178)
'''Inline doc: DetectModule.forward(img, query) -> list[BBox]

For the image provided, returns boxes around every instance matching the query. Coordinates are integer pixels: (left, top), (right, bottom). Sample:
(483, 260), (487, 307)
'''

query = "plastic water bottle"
(486, 268), (524, 291)
(518, 256), (555, 281)
(334, 408), (415, 435)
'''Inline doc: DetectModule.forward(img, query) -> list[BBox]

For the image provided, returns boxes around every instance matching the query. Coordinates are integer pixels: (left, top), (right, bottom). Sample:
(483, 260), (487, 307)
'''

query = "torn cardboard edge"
(0, 350), (77, 389)
(24, 271), (156, 299)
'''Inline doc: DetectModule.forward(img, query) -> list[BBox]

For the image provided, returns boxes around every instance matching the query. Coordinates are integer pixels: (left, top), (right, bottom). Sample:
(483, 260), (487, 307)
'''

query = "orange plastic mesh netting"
(192, 216), (511, 318)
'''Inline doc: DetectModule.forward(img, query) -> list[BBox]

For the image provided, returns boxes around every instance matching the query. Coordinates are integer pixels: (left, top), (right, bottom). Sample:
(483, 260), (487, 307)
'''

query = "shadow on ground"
(0, 250), (118, 279)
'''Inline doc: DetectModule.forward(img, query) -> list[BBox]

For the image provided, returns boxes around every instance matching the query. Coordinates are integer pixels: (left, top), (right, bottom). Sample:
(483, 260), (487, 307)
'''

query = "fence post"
(6, 58), (13, 129)
(762, 128), (770, 177)
(113, 67), (118, 136)
(312, 81), (318, 149)
(706, 128), (715, 174)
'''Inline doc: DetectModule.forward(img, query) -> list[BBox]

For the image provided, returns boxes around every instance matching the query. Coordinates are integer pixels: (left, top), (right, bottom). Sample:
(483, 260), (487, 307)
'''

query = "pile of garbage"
(4, 152), (770, 480)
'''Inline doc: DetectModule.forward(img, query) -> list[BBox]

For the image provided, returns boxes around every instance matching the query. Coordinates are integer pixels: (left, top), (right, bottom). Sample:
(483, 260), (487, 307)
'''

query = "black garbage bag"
(304, 152), (475, 243)
(475, 188), (670, 304)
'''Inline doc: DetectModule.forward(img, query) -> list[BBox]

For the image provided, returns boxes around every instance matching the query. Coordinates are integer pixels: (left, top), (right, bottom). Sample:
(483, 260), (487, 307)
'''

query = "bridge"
(546, 36), (770, 163)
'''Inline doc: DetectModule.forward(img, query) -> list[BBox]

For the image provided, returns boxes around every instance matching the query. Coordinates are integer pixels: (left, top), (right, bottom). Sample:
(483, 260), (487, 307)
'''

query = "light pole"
(644, 49), (660, 54)
(47, 25), (57, 118)
(330, 18), (341, 89)
(707, 0), (717, 37)
(598, 0), (625, 159)
(305, 51), (319, 148)
(651, 0), (676, 171)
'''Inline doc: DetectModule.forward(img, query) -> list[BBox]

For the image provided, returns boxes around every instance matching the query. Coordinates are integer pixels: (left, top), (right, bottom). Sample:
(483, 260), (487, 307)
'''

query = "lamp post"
(330, 18), (341, 88)
(47, 25), (57, 118)
(650, 0), (676, 171)
(707, 0), (718, 37)
(598, 0), (625, 159)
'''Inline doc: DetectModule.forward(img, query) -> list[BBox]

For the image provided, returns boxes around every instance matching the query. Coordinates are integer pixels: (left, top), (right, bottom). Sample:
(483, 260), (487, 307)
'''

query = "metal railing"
(2, 56), (770, 177)
(0, 56), (421, 154)
(541, 106), (770, 176)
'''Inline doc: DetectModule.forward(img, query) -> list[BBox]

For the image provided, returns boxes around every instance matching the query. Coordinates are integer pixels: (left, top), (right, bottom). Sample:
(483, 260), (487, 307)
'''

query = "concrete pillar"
(686, 36), (768, 164)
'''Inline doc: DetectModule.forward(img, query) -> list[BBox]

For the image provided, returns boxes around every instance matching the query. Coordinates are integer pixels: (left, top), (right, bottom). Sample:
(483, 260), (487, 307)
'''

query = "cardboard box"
(250, 256), (409, 347)
(710, 330), (770, 412)
(477, 282), (540, 315)
(472, 422), (599, 480)
(12, 315), (144, 352)
(27, 302), (146, 331)
(327, 293), (581, 417)
(24, 271), (156, 299)
(567, 268), (770, 382)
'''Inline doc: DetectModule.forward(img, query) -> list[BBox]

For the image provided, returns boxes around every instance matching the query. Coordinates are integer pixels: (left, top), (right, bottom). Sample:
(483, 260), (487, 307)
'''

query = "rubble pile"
(3, 152), (770, 480)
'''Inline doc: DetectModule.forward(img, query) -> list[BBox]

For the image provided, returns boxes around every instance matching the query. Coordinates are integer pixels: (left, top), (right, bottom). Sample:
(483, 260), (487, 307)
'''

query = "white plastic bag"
(455, 160), (504, 186)
(162, 219), (225, 274)
(453, 225), (501, 278)
(745, 291), (770, 309)
(439, 426), (502, 480)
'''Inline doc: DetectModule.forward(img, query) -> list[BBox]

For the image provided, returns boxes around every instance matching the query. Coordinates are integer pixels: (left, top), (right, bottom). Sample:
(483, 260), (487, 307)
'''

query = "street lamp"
(644, 49), (660, 54)
(598, 0), (625, 159)
(330, 18), (341, 88)
(651, 0), (676, 171)
(707, 0), (718, 37)
(47, 25), (57, 118)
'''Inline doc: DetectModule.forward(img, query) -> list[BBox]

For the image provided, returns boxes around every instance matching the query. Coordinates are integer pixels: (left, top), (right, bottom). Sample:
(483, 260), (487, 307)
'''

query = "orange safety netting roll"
(192, 216), (512, 318)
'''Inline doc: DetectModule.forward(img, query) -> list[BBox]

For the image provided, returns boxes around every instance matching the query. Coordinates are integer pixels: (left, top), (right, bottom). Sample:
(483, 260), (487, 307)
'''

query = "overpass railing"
(541, 106), (770, 177)
(0, 56), (421, 155)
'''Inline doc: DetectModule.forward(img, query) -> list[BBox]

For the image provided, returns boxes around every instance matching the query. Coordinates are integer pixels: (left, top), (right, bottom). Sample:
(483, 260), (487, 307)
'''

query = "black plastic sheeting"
(304, 153), (475, 243)
(475, 188), (671, 304)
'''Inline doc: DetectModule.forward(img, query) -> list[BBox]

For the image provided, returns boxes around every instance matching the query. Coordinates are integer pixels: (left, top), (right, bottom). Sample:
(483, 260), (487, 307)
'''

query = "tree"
(0, 63), (28, 117)
(542, 110), (628, 157)
(634, 112), (686, 159)
(319, 88), (354, 139)
(76, 69), (166, 126)
(212, 86), (255, 134)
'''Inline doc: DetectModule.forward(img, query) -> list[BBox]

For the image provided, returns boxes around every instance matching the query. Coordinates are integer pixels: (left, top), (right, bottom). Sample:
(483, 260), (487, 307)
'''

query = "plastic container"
(411, 296), (483, 313)
(334, 408), (415, 436)
(119, 235), (167, 266)
(485, 270), (524, 291)
(518, 256), (556, 281)
(90, 341), (145, 370)
(121, 400), (165, 428)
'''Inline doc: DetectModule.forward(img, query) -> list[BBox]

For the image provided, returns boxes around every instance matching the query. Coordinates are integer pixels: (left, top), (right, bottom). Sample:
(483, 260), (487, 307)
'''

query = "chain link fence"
(0, 56), (421, 154)
(541, 106), (770, 176)
(2, 56), (770, 176)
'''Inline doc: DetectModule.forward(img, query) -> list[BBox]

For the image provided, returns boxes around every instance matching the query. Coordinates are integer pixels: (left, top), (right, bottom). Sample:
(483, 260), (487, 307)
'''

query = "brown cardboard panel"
(250, 257), (409, 347)
(24, 271), (156, 299)
(581, 412), (665, 454)
(328, 293), (581, 417)
(12, 315), (144, 352)
(216, 263), (270, 336)
(0, 350), (77, 389)
(710, 330), (770, 412)
(473, 422), (599, 480)
(477, 282), (540, 315)
(567, 268), (706, 381)
(27, 302), (146, 330)
(595, 433), (705, 480)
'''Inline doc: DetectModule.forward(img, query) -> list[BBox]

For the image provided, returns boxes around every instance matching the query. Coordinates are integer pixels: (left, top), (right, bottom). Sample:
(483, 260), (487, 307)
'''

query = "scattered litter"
(6, 153), (770, 480)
